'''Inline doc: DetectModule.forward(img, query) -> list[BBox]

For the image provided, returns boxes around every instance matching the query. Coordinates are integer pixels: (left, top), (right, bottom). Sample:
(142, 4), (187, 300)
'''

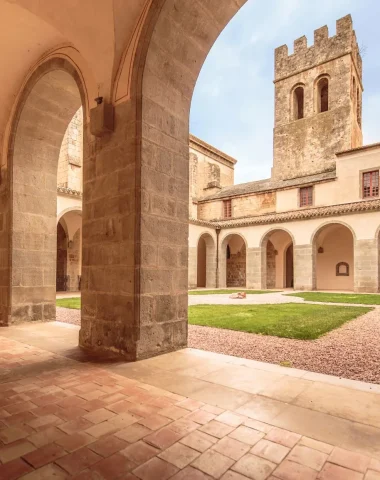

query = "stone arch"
(260, 228), (295, 289)
(196, 232), (216, 288)
(290, 83), (305, 120)
(219, 233), (247, 288)
(57, 207), (82, 223)
(312, 222), (355, 291)
(315, 75), (330, 113)
(6, 58), (88, 324)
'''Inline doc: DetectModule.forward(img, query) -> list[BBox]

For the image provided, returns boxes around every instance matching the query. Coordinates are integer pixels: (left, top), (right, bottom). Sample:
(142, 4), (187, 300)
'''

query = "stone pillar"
(354, 239), (379, 293)
(188, 246), (197, 289)
(246, 247), (262, 289)
(294, 245), (314, 290)
(205, 241), (217, 289)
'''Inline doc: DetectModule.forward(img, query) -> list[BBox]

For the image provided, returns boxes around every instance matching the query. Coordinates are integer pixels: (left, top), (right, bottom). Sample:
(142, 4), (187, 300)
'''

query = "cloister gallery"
(0, 2), (380, 478)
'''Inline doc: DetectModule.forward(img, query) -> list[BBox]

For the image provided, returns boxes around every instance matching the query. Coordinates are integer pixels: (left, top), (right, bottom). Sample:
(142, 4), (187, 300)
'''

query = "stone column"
(188, 246), (197, 289)
(205, 242), (217, 288)
(294, 245), (314, 290)
(246, 247), (263, 289)
(354, 239), (379, 293)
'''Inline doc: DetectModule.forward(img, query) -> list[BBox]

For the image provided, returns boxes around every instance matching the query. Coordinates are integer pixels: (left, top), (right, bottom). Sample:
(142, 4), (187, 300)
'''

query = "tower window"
(300, 186), (313, 207)
(223, 199), (232, 218)
(293, 86), (304, 120)
(357, 87), (361, 126)
(363, 170), (379, 198)
(317, 78), (329, 113)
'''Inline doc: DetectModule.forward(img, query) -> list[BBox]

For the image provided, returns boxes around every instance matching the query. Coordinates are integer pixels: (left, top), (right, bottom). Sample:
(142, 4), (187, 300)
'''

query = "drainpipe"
(215, 227), (221, 288)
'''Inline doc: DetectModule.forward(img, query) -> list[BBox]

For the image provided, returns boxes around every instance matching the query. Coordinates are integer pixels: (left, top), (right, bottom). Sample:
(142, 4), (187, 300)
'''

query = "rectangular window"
(363, 170), (379, 198)
(223, 199), (232, 218)
(299, 186), (313, 207)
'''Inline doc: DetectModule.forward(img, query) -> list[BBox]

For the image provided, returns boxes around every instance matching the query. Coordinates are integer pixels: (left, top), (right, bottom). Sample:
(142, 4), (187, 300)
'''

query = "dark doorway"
(56, 222), (68, 291)
(286, 244), (294, 288)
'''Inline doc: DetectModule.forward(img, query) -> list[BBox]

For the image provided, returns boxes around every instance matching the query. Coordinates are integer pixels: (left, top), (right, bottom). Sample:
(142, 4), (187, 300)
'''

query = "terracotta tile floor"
(0, 323), (379, 479)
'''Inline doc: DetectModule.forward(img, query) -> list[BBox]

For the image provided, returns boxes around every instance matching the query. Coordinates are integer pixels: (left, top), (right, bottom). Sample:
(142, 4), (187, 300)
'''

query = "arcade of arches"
(0, 1), (380, 365)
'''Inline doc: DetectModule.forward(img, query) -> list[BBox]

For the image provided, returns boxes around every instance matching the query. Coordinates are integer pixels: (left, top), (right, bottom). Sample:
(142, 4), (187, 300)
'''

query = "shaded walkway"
(0, 322), (379, 480)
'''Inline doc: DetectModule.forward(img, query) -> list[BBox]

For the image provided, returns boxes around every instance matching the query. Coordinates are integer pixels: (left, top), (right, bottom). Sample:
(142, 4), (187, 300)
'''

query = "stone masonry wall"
(227, 243), (246, 287)
(266, 240), (276, 288)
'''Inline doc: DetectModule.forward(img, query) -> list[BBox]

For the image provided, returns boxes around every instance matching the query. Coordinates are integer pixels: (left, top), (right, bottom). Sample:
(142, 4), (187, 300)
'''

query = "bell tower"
(272, 15), (363, 180)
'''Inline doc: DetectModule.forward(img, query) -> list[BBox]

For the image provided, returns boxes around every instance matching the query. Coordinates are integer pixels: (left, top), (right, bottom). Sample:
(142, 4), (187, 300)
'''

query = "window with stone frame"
(317, 77), (329, 113)
(363, 170), (379, 198)
(223, 199), (232, 218)
(293, 86), (304, 120)
(299, 186), (313, 207)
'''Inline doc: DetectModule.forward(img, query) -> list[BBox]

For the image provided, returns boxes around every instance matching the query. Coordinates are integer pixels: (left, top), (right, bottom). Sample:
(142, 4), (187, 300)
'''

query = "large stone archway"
(5, 59), (87, 325)
(79, 0), (247, 358)
(2, 0), (248, 360)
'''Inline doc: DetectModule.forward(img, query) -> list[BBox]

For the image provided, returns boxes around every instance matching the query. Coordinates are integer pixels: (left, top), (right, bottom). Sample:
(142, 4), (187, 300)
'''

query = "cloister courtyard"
(1, 0), (380, 477)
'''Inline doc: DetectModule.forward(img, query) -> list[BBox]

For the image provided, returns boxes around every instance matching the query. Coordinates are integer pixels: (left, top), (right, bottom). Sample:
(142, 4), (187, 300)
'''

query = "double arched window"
(292, 85), (304, 120)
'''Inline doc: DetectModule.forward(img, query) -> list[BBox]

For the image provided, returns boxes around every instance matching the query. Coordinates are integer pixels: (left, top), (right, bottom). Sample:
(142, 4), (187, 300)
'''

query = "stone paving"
(0, 322), (380, 479)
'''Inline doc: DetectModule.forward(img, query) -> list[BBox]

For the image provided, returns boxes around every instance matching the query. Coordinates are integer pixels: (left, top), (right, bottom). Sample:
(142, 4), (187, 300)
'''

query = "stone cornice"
(57, 186), (82, 197)
(189, 134), (237, 167)
(189, 198), (380, 229)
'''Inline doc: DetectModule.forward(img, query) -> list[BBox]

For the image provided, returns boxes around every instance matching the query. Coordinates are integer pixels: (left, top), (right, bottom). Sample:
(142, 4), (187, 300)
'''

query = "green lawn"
(188, 304), (371, 340)
(56, 298), (81, 309)
(287, 292), (380, 305)
(189, 289), (279, 295)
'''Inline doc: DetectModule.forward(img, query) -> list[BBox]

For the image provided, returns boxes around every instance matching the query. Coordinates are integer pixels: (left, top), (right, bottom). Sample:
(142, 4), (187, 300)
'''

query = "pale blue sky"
(190, 0), (380, 184)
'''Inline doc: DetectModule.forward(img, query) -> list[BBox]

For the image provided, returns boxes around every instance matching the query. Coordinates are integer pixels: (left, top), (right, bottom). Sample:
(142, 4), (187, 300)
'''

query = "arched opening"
(56, 210), (82, 292)
(56, 222), (68, 292)
(285, 244), (294, 288)
(317, 77), (329, 113)
(261, 229), (294, 289)
(293, 86), (304, 120)
(196, 233), (216, 288)
(313, 223), (354, 291)
(8, 61), (85, 323)
(220, 234), (246, 288)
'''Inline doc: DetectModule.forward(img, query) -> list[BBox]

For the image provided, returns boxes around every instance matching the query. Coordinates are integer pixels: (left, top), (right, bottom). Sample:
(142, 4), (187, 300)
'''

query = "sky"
(190, 0), (380, 184)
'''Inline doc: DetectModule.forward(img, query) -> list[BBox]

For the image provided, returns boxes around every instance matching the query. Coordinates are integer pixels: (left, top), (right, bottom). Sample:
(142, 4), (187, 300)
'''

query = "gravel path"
(56, 302), (380, 384)
(189, 308), (380, 384)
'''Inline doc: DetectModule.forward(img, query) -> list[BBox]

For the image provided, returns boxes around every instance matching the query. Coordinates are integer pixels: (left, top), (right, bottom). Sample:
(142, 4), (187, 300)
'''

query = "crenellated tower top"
(272, 14), (363, 181)
(274, 15), (362, 83)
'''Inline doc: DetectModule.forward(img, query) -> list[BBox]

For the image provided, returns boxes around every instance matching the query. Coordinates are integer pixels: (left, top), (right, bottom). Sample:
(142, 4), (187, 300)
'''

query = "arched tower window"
(317, 77), (329, 113)
(292, 86), (304, 120)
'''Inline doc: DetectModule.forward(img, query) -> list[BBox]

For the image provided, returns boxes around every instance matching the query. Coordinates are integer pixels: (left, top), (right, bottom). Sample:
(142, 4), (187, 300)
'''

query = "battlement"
(275, 15), (362, 81)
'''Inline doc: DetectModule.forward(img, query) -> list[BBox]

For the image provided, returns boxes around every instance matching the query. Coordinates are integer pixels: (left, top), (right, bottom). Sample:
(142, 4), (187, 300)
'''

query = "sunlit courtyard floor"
(0, 321), (380, 479)
(56, 291), (380, 383)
